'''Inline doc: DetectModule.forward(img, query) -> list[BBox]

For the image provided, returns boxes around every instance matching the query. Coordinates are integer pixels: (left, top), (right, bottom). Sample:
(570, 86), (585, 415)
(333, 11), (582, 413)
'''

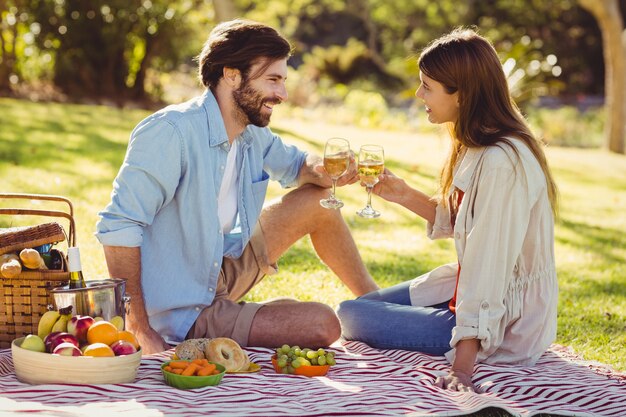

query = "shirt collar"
(202, 89), (257, 150)
(452, 146), (486, 193)
(202, 89), (229, 148)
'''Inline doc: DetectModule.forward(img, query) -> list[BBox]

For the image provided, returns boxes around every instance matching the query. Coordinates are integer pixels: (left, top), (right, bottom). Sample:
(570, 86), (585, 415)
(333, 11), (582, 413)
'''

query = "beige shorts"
(185, 223), (277, 347)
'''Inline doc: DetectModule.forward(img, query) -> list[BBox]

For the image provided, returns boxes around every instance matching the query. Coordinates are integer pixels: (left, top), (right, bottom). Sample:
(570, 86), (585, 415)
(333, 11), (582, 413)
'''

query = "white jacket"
(409, 138), (558, 365)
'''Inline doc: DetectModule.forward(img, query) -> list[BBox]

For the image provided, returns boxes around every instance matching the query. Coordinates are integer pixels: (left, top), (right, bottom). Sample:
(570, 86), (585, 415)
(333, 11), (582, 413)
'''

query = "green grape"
(277, 357), (288, 368)
(286, 366), (295, 374)
(301, 358), (311, 366)
(281, 367), (290, 374)
(281, 344), (291, 354)
(293, 347), (302, 357)
(317, 355), (327, 366)
(310, 357), (318, 365)
(317, 348), (326, 356)
(291, 358), (302, 368)
(306, 350), (317, 359)
(326, 356), (336, 366)
(275, 348), (282, 356)
(292, 345), (300, 351)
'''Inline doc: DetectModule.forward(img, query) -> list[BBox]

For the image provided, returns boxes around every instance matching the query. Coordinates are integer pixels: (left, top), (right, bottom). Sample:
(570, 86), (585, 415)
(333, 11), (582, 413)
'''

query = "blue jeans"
(337, 280), (455, 355)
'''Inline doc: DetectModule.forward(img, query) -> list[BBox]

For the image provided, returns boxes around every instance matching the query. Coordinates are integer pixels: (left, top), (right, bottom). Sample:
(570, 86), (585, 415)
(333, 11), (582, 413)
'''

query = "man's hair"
(198, 19), (293, 88)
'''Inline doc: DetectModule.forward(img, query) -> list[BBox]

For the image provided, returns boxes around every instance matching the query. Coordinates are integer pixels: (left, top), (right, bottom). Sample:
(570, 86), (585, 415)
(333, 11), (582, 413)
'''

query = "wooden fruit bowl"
(11, 337), (141, 385)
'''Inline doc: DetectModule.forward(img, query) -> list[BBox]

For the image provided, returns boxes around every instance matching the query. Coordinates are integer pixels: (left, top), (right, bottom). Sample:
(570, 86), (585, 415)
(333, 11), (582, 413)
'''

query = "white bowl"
(11, 337), (141, 385)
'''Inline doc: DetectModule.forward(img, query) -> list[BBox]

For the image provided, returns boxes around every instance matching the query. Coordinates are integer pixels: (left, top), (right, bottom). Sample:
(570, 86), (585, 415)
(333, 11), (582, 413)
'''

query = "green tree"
(579, 0), (625, 154)
(27, 0), (209, 102)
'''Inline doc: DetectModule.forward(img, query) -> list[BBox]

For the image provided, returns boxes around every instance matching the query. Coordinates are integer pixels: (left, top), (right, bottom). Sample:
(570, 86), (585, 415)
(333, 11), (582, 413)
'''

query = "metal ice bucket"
(50, 278), (130, 321)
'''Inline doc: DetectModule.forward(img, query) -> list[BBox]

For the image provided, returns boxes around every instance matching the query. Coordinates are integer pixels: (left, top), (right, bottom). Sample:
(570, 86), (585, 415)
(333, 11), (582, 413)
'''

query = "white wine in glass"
(356, 145), (384, 218)
(320, 137), (350, 209)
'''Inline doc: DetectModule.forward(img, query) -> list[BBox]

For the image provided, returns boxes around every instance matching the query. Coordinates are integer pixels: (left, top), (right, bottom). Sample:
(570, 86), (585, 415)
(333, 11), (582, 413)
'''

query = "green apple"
(20, 334), (46, 352)
(110, 316), (124, 330)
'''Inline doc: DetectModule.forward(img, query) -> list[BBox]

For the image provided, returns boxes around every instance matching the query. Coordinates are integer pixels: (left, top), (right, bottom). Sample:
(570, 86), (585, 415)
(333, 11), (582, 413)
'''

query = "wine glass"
(356, 145), (384, 218)
(320, 137), (351, 209)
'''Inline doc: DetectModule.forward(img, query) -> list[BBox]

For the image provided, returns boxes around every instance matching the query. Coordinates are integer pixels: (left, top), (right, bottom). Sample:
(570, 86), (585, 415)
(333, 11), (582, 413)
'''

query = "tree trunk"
(212, 0), (237, 22)
(579, 0), (625, 154)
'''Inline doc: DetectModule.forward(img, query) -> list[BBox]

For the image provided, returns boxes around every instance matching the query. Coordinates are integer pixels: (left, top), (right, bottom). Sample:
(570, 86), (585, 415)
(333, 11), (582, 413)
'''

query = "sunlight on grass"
(1, 98), (624, 373)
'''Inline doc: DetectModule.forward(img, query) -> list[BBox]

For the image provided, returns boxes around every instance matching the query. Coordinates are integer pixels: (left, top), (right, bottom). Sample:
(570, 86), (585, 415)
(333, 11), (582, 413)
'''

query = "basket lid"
(0, 222), (66, 255)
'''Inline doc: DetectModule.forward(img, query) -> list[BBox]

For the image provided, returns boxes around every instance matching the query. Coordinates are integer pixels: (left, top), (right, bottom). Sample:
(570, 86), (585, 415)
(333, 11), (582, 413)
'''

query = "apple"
(109, 316), (124, 331)
(20, 334), (46, 352)
(44, 332), (79, 353)
(52, 342), (83, 356)
(110, 340), (137, 356)
(67, 315), (95, 344)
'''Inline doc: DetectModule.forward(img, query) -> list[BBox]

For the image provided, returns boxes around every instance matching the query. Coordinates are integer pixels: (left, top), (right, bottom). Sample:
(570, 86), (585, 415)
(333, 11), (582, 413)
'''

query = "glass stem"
(366, 186), (373, 208)
(331, 179), (337, 200)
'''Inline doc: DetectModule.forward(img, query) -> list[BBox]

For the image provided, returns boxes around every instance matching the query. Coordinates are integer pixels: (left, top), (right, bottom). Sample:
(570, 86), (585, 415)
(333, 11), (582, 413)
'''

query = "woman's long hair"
(418, 28), (558, 215)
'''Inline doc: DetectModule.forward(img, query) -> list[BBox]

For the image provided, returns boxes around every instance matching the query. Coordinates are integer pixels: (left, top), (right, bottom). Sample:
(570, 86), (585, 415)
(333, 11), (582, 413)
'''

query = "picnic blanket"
(0, 341), (624, 417)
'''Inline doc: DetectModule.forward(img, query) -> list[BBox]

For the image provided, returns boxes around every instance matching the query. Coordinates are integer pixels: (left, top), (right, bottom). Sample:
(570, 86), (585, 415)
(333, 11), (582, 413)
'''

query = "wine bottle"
(67, 247), (87, 289)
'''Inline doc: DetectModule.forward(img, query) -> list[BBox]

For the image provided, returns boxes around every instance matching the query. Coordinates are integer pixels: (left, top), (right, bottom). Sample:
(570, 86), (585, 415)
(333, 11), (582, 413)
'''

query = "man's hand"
(434, 370), (478, 392)
(129, 324), (170, 354)
(302, 152), (359, 188)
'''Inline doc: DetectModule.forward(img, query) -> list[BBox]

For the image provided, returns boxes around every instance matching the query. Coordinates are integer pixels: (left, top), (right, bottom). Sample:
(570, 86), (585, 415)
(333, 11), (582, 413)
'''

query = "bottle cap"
(67, 246), (82, 272)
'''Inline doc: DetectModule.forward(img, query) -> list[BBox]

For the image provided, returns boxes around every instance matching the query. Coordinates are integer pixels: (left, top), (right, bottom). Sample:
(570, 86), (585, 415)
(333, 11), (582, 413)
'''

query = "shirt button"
(208, 288), (213, 292)
(481, 301), (489, 310)
(213, 262), (218, 267)
(195, 306), (200, 311)
(220, 165), (224, 170)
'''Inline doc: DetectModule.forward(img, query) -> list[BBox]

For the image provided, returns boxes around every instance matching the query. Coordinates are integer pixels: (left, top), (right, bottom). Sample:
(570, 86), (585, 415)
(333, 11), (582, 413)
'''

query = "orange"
(117, 330), (140, 350)
(87, 321), (120, 346)
(83, 342), (115, 357)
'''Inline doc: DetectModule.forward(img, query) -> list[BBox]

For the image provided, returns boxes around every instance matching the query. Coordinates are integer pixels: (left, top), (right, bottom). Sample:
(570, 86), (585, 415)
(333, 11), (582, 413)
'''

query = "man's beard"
(232, 81), (279, 128)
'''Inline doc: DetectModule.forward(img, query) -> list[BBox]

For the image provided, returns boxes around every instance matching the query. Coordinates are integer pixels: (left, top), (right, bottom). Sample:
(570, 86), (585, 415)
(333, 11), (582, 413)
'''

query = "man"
(96, 19), (378, 354)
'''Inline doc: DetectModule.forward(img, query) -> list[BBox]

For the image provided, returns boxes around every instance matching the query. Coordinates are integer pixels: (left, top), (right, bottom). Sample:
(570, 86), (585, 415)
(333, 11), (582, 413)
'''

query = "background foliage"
(1, 0), (620, 106)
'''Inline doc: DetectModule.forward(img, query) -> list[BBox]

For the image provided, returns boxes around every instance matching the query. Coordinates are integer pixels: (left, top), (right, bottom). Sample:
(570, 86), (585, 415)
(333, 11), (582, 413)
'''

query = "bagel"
(205, 337), (249, 372)
(175, 338), (210, 361)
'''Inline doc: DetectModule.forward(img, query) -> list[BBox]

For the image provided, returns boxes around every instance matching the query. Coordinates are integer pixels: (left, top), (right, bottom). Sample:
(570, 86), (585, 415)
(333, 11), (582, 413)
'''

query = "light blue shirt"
(95, 90), (306, 343)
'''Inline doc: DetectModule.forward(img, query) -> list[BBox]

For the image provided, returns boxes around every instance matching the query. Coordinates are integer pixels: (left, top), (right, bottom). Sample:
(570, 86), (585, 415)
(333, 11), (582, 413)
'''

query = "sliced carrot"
(163, 365), (173, 373)
(211, 369), (221, 375)
(192, 358), (209, 366)
(172, 368), (183, 374)
(181, 363), (199, 376)
(197, 364), (216, 376)
(169, 361), (190, 370)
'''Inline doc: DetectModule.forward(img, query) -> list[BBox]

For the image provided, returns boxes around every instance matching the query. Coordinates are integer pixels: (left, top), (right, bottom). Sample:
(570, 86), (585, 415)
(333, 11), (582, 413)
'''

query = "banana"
(51, 314), (70, 333)
(37, 310), (61, 339)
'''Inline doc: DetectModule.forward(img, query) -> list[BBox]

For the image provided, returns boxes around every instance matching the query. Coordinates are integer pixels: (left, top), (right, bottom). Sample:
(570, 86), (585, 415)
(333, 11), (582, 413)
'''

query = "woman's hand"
(434, 370), (478, 392)
(369, 168), (407, 204)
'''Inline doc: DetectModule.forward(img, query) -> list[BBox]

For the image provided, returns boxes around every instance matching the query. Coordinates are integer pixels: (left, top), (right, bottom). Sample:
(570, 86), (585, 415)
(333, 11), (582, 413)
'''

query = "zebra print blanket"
(0, 341), (624, 416)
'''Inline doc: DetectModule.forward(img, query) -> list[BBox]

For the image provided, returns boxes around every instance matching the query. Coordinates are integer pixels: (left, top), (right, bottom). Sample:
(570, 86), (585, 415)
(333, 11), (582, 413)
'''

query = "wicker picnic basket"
(0, 193), (76, 348)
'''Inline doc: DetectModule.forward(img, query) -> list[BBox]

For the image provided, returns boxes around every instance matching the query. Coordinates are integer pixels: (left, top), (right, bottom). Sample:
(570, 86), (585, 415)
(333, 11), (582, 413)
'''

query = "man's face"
(232, 58), (288, 127)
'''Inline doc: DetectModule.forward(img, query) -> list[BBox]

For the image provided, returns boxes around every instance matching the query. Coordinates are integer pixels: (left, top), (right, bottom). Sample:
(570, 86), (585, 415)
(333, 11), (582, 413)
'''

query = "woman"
(337, 28), (559, 393)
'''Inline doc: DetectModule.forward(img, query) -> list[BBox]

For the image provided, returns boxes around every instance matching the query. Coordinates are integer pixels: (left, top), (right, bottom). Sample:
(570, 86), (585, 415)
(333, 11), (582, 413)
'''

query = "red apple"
(110, 340), (137, 356)
(52, 342), (83, 356)
(44, 332), (79, 353)
(67, 315), (95, 344)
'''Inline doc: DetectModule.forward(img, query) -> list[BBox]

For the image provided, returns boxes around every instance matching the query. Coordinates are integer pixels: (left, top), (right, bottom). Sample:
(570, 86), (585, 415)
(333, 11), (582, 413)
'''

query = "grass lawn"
(1, 95), (624, 390)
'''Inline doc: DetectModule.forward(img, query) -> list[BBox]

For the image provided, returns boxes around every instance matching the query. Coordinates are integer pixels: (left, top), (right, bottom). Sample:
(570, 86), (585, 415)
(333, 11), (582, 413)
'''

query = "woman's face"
(415, 71), (459, 125)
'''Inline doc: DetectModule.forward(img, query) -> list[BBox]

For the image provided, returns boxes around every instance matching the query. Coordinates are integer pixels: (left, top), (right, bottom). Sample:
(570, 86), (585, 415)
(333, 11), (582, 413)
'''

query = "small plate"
(271, 355), (330, 377)
(227, 362), (261, 374)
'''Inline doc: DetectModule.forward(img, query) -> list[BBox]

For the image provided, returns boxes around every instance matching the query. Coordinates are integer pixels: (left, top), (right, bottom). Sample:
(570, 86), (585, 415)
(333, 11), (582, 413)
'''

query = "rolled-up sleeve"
(96, 117), (183, 247)
(427, 201), (453, 240)
(261, 131), (306, 188)
(450, 163), (530, 356)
